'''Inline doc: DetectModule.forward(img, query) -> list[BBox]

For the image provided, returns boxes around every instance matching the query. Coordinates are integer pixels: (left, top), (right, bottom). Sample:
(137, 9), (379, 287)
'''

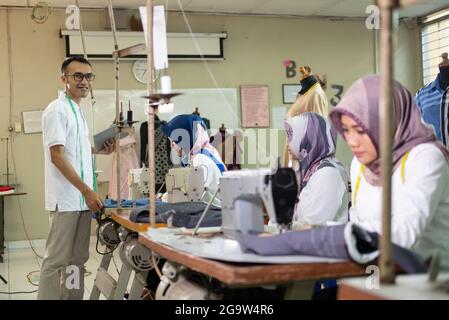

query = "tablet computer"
(93, 125), (128, 151)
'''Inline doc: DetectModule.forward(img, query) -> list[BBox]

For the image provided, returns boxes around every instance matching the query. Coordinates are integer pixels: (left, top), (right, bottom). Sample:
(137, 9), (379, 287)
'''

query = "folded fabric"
(0, 186), (15, 195)
(103, 198), (150, 208)
(130, 201), (222, 228)
(0, 186), (14, 191)
(236, 222), (427, 274)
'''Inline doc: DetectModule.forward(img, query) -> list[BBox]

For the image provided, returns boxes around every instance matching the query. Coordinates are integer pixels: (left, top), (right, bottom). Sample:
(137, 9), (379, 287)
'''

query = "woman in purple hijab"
(329, 75), (449, 271)
(284, 112), (349, 227)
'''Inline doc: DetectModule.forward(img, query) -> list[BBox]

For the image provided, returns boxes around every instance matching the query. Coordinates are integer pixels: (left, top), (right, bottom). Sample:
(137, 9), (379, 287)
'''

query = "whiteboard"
(76, 88), (239, 182)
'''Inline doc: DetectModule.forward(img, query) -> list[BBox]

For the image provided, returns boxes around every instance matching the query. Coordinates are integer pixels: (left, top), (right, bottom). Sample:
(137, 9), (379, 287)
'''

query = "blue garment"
(415, 74), (449, 146)
(197, 149), (226, 173)
(103, 198), (150, 208)
(162, 114), (206, 154)
(314, 280), (337, 293)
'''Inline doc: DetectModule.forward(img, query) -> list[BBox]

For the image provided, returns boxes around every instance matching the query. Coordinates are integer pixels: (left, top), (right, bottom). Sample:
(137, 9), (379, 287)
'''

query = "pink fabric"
(109, 133), (140, 200)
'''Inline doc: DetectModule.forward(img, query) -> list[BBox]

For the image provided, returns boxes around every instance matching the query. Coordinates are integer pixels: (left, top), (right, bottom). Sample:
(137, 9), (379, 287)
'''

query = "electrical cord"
(10, 138), (44, 264)
(26, 270), (40, 287)
(7, 9), (40, 265)
(6, 8), (13, 128)
(151, 253), (162, 279)
(31, 1), (51, 24)
(95, 221), (119, 256)
(0, 290), (38, 295)
(176, 0), (264, 157)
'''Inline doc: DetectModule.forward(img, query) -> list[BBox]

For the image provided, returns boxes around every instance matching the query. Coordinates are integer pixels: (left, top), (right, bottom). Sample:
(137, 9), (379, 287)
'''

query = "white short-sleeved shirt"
(42, 92), (93, 212)
(349, 143), (449, 270)
(294, 164), (349, 226)
(192, 153), (222, 208)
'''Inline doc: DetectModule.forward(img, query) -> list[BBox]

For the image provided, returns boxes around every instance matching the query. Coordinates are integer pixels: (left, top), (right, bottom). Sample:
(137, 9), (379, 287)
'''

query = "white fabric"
(294, 165), (349, 226)
(343, 222), (380, 264)
(192, 153), (222, 208)
(42, 92), (93, 212)
(349, 143), (449, 270)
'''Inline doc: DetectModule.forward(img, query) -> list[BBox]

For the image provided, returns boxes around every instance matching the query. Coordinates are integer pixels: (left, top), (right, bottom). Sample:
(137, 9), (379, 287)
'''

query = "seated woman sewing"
(329, 75), (449, 270)
(162, 114), (226, 207)
(284, 112), (349, 228)
(283, 66), (329, 166)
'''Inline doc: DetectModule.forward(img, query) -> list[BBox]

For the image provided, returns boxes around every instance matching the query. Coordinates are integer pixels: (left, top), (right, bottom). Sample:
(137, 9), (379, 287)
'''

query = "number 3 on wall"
(330, 84), (344, 107)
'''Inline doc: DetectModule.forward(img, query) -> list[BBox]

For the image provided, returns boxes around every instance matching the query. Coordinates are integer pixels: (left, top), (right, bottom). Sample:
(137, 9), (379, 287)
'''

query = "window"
(422, 9), (449, 85)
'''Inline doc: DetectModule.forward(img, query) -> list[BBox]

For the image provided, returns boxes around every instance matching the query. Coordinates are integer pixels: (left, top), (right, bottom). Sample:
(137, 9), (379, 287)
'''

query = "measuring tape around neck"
(66, 93), (86, 207)
(353, 151), (410, 208)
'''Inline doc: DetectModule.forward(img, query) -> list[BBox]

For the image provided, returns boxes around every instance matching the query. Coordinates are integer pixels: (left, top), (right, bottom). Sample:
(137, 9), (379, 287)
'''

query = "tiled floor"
(0, 237), (127, 300)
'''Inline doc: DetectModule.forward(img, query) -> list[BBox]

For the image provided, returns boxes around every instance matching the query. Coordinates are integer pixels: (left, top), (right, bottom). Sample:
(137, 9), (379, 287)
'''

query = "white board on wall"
(75, 88), (239, 182)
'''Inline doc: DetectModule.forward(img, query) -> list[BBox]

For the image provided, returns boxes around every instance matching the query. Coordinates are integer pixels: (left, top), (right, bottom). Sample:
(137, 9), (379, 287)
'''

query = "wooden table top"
(139, 231), (367, 286)
(338, 273), (449, 300)
(0, 192), (27, 198)
(108, 209), (165, 233)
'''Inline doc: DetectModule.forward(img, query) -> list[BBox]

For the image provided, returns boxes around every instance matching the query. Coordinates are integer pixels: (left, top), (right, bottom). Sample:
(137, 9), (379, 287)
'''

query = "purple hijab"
(284, 112), (337, 189)
(329, 75), (449, 185)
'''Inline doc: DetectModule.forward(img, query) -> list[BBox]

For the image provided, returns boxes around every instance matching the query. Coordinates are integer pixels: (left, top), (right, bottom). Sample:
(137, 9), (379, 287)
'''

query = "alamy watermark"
(365, 265), (380, 290)
(169, 125), (285, 168)
(65, 265), (81, 291)
(65, 5), (80, 30)
(365, 5), (380, 30)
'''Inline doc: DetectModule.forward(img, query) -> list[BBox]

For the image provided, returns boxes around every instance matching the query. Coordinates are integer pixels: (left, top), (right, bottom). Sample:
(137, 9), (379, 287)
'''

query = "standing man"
(38, 57), (115, 300)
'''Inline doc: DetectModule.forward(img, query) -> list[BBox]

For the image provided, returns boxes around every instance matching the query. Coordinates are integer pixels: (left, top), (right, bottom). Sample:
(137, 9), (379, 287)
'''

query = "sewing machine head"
(128, 167), (150, 200)
(165, 167), (205, 203)
(220, 167), (298, 236)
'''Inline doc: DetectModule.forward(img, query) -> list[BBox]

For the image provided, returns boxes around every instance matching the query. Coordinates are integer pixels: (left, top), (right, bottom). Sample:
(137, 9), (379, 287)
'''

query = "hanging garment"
(415, 74), (449, 147)
(140, 117), (173, 191)
(109, 133), (140, 200)
(210, 129), (243, 170)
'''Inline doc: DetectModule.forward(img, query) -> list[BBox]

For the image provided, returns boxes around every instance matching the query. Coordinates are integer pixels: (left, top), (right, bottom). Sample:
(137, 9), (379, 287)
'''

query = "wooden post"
(146, 0), (156, 227)
(74, 0), (94, 100)
(107, 0), (121, 209)
(377, 0), (399, 284)
(75, 0), (98, 190)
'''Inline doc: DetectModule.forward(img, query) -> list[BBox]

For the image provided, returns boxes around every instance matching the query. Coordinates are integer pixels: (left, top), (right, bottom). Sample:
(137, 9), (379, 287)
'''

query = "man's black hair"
(61, 56), (92, 74)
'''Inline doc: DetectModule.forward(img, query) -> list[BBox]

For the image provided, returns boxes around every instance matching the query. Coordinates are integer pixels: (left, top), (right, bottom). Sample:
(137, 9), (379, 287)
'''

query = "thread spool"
(161, 75), (172, 94)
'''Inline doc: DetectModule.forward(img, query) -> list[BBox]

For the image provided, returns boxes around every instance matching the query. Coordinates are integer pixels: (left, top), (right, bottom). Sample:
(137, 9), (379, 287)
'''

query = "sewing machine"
(128, 167), (150, 200)
(165, 167), (205, 203)
(220, 167), (298, 236)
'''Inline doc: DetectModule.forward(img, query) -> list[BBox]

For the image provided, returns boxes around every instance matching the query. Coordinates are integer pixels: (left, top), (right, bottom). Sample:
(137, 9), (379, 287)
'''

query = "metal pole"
(377, 0), (398, 284)
(107, 0), (122, 209)
(6, 138), (9, 186)
(146, 0), (156, 227)
(192, 189), (219, 236)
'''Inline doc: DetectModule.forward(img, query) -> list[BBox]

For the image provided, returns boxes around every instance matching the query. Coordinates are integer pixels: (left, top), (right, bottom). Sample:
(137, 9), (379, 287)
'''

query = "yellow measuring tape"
(353, 151), (410, 208)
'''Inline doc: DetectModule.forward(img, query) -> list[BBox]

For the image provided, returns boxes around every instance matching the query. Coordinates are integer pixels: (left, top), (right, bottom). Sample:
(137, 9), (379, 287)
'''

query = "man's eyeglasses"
(64, 73), (95, 82)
